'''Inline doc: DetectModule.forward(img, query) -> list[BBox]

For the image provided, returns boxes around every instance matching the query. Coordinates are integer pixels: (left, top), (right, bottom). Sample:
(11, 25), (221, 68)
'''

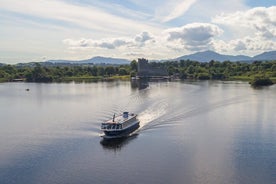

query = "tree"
(250, 75), (273, 87)
(2, 65), (16, 74)
(271, 64), (276, 72)
(179, 69), (187, 79)
(197, 73), (210, 80)
(167, 66), (175, 75)
(105, 66), (115, 76)
(0, 70), (6, 78)
(118, 68), (128, 76)
(130, 71), (136, 77)
(26, 63), (53, 82)
(186, 65), (195, 74)
(91, 66), (98, 76)
(97, 66), (105, 76)
(130, 60), (138, 72)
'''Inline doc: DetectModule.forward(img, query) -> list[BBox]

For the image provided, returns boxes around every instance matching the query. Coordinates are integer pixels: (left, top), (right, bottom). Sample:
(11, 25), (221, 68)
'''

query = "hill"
(253, 51), (276, 61)
(47, 56), (130, 65)
(174, 50), (276, 62)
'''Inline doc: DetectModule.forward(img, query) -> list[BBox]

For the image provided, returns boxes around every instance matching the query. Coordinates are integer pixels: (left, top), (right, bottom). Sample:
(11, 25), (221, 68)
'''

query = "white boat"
(101, 112), (140, 139)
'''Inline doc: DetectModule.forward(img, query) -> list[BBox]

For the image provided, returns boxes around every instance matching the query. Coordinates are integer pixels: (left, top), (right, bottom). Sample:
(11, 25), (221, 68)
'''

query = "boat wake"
(137, 100), (169, 131)
(95, 82), (248, 138)
(136, 95), (247, 133)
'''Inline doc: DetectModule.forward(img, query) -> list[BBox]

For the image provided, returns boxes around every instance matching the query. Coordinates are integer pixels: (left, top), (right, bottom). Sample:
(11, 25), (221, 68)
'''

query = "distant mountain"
(175, 50), (251, 62)
(253, 51), (276, 61)
(46, 60), (72, 64)
(174, 50), (276, 62)
(47, 56), (130, 65)
(80, 56), (130, 64)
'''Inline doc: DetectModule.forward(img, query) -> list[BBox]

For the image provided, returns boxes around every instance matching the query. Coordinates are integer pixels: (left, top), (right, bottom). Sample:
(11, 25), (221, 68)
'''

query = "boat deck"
(106, 113), (136, 124)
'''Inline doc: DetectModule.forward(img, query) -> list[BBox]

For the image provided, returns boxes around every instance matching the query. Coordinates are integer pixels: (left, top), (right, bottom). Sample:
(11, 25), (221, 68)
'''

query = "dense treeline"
(158, 59), (276, 86)
(150, 60), (276, 81)
(0, 63), (136, 82)
(0, 60), (275, 84)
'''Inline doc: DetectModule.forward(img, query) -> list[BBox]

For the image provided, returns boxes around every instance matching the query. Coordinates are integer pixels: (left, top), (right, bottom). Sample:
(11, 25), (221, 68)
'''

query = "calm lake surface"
(0, 80), (275, 184)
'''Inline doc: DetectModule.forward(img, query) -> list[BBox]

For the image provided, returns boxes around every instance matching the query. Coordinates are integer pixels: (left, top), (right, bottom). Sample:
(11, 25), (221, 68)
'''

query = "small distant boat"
(101, 112), (140, 139)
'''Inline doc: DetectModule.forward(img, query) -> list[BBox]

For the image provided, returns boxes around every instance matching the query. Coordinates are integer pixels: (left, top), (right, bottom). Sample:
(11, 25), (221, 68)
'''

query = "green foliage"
(271, 64), (276, 72)
(105, 66), (115, 76)
(197, 73), (210, 80)
(250, 75), (273, 87)
(0, 64), (132, 82)
(26, 64), (53, 82)
(118, 68), (128, 76)
(0, 60), (275, 84)
(130, 60), (138, 72)
(148, 59), (275, 83)
(97, 66), (105, 76)
(167, 66), (176, 75)
(179, 69), (187, 79)
(130, 71), (136, 77)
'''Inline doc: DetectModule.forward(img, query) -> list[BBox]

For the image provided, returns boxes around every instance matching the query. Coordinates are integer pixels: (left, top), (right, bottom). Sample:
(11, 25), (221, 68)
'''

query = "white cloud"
(135, 32), (153, 42)
(165, 23), (223, 51)
(194, 0), (248, 16)
(233, 40), (247, 51)
(0, 0), (161, 36)
(1, 0), (276, 63)
(134, 32), (155, 46)
(231, 37), (275, 51)
(161, 0), (198, 22)
(213, 6), (276, 39)
(63, 31), (155, 50)
(211, 37), (276, 56)
(130, 0), (198, 22)
(211, 6), (276, 54)
(63, 38), (130, 50)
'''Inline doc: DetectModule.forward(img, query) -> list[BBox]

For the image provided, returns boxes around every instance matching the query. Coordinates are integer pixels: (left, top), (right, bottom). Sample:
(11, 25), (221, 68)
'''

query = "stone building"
(137, 58), (168, 78)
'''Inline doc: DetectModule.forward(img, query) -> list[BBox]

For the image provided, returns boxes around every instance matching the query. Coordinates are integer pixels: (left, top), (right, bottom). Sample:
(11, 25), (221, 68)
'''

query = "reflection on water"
(131, 78), (149, 90)
(131, 78), (172, 90)
(100, 133), (139, 151)
(0, 81), (275, 184)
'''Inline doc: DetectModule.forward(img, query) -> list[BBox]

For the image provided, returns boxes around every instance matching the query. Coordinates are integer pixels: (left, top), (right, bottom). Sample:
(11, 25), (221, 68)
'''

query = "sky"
(0, 0), (275, 64)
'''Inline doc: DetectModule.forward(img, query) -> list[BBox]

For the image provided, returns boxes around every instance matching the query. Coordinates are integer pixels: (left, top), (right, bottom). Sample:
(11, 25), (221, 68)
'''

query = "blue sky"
(0, 0), (275, 63)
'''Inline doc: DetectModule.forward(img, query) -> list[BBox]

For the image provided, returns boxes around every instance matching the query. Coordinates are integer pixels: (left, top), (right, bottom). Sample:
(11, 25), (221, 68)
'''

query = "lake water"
(0, 80), (275, 184)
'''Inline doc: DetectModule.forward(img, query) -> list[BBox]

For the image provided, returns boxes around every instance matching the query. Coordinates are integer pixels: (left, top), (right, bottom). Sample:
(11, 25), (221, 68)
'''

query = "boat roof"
(104, 113), (136, 124)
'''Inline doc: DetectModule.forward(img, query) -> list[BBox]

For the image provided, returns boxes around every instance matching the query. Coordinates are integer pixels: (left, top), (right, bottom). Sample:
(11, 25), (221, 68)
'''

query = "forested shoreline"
(0, 60), (276, 85)
(0, 63), (134, 82)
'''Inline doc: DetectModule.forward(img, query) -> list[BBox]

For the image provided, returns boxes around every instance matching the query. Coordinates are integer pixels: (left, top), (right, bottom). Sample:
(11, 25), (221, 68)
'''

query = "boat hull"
(103, 121), (140, 139)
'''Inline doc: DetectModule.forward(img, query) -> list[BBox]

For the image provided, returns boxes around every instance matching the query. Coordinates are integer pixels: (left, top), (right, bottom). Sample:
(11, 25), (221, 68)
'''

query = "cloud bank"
(165, 23), (223, 51)
(212, 6), (276, 53)
(63, 32), (155, 50)
(0, 0), (276, 63)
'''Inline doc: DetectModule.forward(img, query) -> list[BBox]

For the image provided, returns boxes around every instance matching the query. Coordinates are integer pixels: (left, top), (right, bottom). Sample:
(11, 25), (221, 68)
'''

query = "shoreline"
(1, 76), (275, 86)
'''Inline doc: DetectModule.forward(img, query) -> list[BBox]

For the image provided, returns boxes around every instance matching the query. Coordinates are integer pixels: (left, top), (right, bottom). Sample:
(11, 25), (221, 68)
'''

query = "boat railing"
(101, 123), (123, 130)
(101, 114), (137, 130)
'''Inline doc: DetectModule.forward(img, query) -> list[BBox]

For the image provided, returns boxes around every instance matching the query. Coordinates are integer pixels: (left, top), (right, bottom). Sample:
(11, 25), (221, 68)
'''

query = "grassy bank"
(228, 76), (252, 81)
(0, 78), (7, 82)
(229, 76), (276, 84)
(0, 75), (131, 83)
(63, 75), (130, 82)
(270, 77), (276, 83)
